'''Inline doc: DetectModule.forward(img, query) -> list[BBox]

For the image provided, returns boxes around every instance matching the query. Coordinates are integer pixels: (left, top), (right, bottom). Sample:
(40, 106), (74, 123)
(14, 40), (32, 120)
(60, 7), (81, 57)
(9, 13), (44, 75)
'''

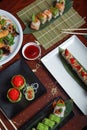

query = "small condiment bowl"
(22, 42), (41, 60)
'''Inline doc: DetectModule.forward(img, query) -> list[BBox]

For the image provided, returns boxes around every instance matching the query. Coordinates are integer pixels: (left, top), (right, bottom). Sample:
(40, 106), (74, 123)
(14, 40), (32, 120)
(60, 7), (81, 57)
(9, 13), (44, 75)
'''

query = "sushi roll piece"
(37, 122), (49, 130)
(37, 12), (47, 24)
(50, 6), (59, 18)
(11, 75), (26, 90)
(44, 9), (52, 21)
(49, 114), (61, 123)
(43, 118), (55, 128)
(7, 88), (22, 103)
(30, 14), (41, 30)
(60, 48), (87, 85)
(53, 99), (66, 117)
(24, 86), (35, 101)
(55, 0), (65, 15)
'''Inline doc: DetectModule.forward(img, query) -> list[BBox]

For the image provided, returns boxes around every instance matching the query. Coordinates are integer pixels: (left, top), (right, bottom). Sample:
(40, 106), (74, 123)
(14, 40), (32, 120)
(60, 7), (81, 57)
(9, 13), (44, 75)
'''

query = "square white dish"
(41, 35), (87, 115)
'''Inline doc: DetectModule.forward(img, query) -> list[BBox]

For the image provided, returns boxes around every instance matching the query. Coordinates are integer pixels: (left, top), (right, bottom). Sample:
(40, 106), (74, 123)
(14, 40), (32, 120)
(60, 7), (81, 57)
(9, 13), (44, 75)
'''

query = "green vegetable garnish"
(5, 34), (14, 46)
(0, 18), (6, 26)
(32, 14), (36, 22)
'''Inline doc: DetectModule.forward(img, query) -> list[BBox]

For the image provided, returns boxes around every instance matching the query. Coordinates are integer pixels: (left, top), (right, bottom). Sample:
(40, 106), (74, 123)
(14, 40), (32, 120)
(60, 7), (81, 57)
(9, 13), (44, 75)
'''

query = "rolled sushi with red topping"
(7, 88), (22, 103)
(59, 48), (87, 85)
(11, 75), (26, 90)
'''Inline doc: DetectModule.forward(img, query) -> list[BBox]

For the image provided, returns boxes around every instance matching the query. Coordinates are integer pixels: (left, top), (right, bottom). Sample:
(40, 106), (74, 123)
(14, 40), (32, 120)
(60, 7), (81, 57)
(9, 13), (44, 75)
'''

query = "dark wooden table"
(0, 0), (87, 130)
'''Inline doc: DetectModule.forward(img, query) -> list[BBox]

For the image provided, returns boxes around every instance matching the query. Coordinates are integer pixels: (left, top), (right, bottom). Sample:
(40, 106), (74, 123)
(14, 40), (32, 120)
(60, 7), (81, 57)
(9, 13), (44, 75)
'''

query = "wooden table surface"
(0, 0), (87, 130)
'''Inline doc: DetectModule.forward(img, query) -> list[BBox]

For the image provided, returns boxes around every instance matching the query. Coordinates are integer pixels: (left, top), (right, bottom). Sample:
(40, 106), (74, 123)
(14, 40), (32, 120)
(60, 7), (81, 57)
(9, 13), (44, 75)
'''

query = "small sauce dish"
(22, 42), (41, 60)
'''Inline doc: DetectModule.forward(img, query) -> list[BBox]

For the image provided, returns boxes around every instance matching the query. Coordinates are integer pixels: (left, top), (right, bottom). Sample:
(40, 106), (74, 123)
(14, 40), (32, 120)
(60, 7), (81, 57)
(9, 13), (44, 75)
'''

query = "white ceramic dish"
(41, 35), (87, 115)
(0, 9), (23, 66)
(22, 42), (41, 60)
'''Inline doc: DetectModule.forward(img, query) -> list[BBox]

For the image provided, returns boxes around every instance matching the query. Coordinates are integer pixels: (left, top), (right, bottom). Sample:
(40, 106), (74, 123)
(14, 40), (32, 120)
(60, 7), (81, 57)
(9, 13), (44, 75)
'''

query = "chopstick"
(61, 28), (87, 35)
(62, 28), (87, 31)
(61, 31), (87, 35)
(0, 119), (8, 130)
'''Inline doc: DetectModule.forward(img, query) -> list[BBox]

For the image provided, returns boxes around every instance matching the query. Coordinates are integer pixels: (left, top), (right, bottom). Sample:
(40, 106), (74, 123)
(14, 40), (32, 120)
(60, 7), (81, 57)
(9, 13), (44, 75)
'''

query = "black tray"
(19, 97), (74, 130)
(0, 59), (47, 119)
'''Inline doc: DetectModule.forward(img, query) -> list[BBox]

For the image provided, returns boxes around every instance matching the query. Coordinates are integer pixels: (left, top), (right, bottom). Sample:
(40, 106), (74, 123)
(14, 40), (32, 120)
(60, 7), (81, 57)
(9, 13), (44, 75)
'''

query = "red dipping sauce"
(22, 42), (41, 60)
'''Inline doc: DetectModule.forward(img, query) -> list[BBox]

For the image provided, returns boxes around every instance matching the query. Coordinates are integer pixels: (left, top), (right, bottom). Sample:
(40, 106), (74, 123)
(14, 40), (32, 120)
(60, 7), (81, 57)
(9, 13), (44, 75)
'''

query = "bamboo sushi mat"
(17, 0), (86, 50)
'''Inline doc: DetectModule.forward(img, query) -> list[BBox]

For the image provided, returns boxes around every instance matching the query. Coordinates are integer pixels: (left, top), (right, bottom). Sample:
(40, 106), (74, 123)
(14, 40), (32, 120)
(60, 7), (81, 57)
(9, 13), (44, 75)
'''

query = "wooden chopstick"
(0, 119), (8, 130)
(62, 28), (87, 31)
(61, 31), (87, 35)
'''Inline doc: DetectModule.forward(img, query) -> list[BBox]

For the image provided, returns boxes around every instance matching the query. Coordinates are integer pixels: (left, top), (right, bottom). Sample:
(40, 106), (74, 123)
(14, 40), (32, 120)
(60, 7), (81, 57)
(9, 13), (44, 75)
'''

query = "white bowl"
(22, 42), (41, 60)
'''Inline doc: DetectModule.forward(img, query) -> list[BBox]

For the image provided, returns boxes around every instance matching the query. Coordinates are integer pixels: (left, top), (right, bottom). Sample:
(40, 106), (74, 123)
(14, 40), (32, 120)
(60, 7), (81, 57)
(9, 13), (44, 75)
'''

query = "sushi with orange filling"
(55, 0), (65, 15)
(37, 12), (47, 24)
(30, 14), (41, 30)
(50, 6), (59, 18)
(44, 9), (52, 21)
(53, 99), (66, 117)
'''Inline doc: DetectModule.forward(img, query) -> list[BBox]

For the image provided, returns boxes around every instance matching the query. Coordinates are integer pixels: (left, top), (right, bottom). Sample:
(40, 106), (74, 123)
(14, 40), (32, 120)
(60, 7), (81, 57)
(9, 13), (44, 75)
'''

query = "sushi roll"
(30, 14), (41, 30)
(55, 0), (65, 15)
(50, 6), (59, 18)
(53, 99), (66, 117)
(7, 88), (22, 103)
(49, 114), (61, 123)
(37, 122), (49, 130)
(11, 75), (26, 90)
(43, 118), (55, 128)
(24, 86), (35, 101)
(37, 12), (47, 24)
(60, 48), (87, 85)
(44, 9), (52, 21)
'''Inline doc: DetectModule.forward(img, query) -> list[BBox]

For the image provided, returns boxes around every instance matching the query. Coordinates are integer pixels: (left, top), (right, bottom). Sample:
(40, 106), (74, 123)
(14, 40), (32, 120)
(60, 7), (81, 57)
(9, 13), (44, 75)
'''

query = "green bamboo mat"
(17, 0), (86, 49)
(33, 7), (86, 49)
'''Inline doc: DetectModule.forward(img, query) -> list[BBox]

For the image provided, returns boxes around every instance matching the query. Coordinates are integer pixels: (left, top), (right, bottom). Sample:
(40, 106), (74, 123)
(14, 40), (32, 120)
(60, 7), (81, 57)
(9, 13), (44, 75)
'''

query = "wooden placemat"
(17, 0), (86, 49)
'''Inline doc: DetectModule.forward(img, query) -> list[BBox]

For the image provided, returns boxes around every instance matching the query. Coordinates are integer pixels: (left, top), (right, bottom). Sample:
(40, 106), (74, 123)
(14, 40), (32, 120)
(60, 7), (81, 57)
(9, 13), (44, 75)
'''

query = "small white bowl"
(22, 42), (41, 60)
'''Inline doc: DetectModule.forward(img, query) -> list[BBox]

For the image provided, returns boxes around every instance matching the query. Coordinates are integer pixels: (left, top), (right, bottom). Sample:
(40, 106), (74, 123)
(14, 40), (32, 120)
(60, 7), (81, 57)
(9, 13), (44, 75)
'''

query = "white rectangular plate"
(41, 35), (87, 115)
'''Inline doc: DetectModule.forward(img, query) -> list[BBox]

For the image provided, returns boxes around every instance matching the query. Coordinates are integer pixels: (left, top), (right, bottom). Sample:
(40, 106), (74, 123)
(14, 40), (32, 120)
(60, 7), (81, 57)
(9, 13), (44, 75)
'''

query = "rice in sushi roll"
(30, 14), (40, 30)
(37, 12), (47, 24)
(44, 9), (52, 21)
